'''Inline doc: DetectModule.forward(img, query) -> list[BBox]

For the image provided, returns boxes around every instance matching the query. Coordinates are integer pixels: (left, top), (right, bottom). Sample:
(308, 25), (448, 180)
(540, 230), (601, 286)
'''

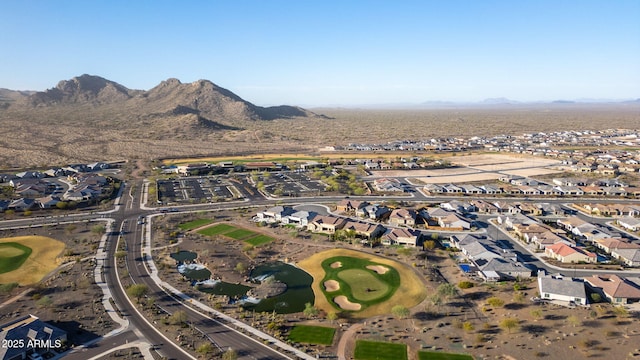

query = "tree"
(423, 240), (436, 250)
(499, 318), (519, 334)
(567, 315), (581, 327)
(36, 295), (53, 309)
(222, 348), (238, 360)
(126, 284), (149, 303)
(91, 224), (106, 234)
(462, 321), (475, 332)
(327, 311), (338, 324)
(391, 305), (410, 320)
(486, 297), (505, 307)
(235, 262), (246, 274)
(437, 283), (457, 301)
(0, 283), (18, 295)
(64, 224), (77, 234)
(168, 310), (188, 327)
(196, 342), (215, 355)
(530, 309), (543, 320)
(303, 302), (319, 318)
(55, 201), (69, 210)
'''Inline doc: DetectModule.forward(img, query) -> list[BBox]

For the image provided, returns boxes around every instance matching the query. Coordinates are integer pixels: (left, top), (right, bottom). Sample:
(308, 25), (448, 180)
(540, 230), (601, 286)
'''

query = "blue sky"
(1, 1), (639, 106)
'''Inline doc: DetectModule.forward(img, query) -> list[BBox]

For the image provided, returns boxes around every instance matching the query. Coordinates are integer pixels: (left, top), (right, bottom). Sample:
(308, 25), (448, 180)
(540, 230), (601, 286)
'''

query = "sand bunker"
(334, 295), (362, 311)
(366, 265), (389, 274)
(324, 280), (340, 292)
(330, 261), (342, 269)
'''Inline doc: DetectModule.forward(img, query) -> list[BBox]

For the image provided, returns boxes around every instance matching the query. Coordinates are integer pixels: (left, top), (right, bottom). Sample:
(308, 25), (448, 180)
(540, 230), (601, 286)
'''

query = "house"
(545, 243), (597, 263)
(0, 314), (67, 360)
(477, 258), (532, 281)
(422, 184), (444, 194)
(458, 184), (484, 194)
(341, 220), (385, 240)
(440, 200), (476, 213)
(8, 198), (36, 211)
(283, 210), (316, 227)
(256, 206), (295, 223)
(537, 272), (588, 305)
(585, 275), (640, 305)
(618, 217), (640, 232)
(611, 248), (640, 267)
(335, 199), (368, 213)
(593, 237), (640, 253)
(470, 200), (499, 214)
(388, 208), (417, 227)
(176, 163), (211, 176)
(437, 213), (472, 230)
(36, 195), (61, 209)
(87, 162), (110, 171)
(356, 204), (391, 221)
(307, 215), (346, 234)
(372, 178), (404, 192)
(381, 228), (421, 247)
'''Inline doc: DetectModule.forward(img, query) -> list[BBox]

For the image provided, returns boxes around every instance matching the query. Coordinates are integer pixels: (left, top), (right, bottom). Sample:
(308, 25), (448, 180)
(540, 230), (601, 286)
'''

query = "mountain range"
(0, 74), (323, 127)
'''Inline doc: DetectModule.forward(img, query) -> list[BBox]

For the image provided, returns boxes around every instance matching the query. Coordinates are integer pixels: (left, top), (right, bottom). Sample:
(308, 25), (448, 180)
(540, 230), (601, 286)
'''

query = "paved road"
(5, 172), (640, 359)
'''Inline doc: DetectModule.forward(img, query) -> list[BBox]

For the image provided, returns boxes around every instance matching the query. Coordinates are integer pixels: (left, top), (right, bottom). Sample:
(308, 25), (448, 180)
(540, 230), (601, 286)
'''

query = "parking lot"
(157, 177), (237, 203)
(259, 171), (328, 197)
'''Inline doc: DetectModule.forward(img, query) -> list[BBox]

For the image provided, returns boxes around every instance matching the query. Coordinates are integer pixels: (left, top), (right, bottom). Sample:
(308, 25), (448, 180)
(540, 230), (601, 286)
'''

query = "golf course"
(298, 248), (427, 318)
(0, 236), (65, 285)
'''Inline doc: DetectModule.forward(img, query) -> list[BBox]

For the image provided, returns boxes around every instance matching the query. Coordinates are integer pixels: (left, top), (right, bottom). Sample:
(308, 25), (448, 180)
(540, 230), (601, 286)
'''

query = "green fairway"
(197, 223), (235, 236)
(178, 218), (214, 231)
(288, 325), (336, 345)
(0, 242), (33, 274)
(245, 234), (274, 246)
(338, 269), (390, 301)
(418, 351), (474, 360)
(321, 256), (401, 311)
(354, 340), (407, 360)
(225, 228), (257, 240)
(197, 223), (273, 246)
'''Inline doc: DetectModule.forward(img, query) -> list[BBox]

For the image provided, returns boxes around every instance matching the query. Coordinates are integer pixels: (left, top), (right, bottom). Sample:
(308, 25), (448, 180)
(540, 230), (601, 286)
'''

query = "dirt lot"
(375, 154), (564, 184)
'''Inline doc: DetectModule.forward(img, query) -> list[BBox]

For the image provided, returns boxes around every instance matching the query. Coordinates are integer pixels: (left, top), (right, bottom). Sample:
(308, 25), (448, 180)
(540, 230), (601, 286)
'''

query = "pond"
(242, 262), (314, 314)
(178, 263), (212, 281)
(170, 250), (198, 262)
(197, 281), (251, 298)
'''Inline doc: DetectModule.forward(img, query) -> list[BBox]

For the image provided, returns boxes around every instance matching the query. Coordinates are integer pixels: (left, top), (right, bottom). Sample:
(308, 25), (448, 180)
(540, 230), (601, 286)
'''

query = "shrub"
(458, 281), (474, 289)
(486, 297), (505, 307)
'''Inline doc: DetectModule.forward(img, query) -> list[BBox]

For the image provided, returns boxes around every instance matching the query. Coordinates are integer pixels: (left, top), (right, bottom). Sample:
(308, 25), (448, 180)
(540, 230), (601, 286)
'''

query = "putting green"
(0, 236), (65, 285)
(0, 242), (32, 274)
(338, 269), (390, 302)
(299, 249), (427, 317)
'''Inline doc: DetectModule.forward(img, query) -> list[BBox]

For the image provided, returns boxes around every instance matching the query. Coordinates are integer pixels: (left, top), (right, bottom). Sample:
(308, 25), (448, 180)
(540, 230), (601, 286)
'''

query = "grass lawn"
(338, 269), (390, 302)
(288, 325), (336, 345)
(178, 218), (214, 231)
(0, 242), (32, 274)
(245, 234), (274, 246)
(225, 228), (257, 240)
(418, 351), (474, 360)
(354, 340), (407, 360)
(321, 256), (401, 311)
(197, 223), (236, 236)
